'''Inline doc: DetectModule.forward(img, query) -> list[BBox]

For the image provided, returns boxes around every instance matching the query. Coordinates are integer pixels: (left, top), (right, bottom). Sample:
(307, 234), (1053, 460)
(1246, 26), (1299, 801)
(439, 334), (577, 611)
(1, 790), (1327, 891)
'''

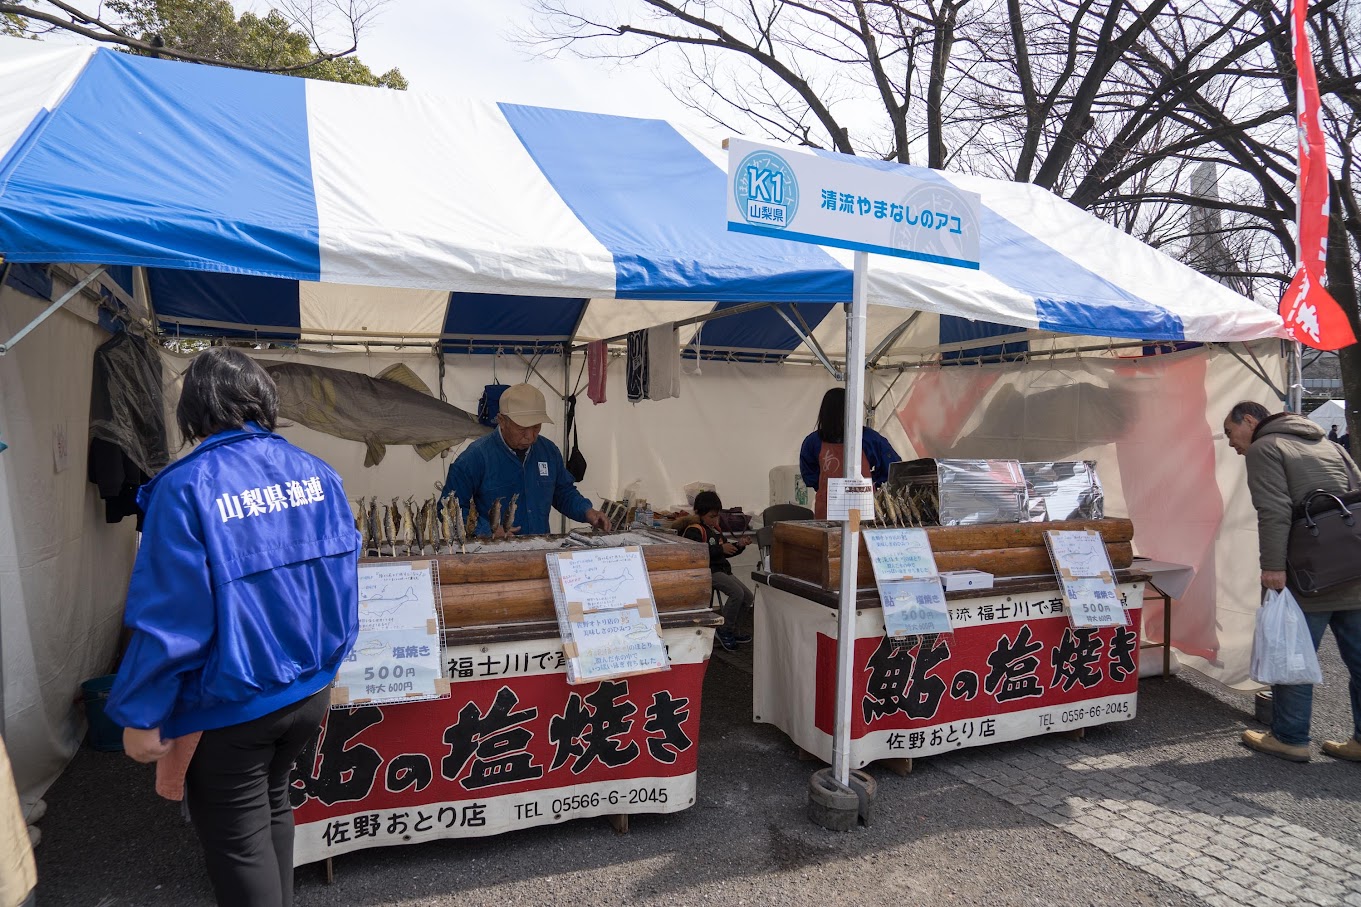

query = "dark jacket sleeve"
(863, 429), (902, 487)
(1245, 440), (1293, 572)
(799, 432), (821, 490)
(548, 444), (594, 522)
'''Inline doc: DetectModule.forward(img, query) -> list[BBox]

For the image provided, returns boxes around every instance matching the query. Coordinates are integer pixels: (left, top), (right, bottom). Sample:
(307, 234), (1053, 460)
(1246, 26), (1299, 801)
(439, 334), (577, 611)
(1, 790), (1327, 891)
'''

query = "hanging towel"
(586, 340), (608, 405)
(647, 323), (681, 401)
(155, 732), (202, 801)
(626, 330), (649, 402)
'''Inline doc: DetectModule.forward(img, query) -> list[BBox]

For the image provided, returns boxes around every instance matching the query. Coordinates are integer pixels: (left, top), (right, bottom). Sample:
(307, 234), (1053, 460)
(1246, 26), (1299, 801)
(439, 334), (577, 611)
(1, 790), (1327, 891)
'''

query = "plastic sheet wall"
(0, 280), (137, 805)
(882, 343), (1284, 690)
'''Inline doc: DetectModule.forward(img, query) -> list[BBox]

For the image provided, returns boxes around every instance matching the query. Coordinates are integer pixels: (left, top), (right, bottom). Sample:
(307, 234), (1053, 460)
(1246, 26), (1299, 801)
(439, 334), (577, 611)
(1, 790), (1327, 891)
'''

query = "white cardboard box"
(941, 570), (995, 592)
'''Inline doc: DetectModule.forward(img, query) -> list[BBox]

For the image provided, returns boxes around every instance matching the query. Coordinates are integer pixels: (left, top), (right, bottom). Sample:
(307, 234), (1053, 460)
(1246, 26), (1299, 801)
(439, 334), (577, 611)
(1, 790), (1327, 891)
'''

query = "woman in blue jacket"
(106, 347), (360, 907)
(799, 387), (901, 518)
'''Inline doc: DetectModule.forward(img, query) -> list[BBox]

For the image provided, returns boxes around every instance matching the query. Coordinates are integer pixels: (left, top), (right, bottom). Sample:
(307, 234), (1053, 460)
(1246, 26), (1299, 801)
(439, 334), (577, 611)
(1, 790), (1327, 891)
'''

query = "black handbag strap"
(566, 394), (580, 453)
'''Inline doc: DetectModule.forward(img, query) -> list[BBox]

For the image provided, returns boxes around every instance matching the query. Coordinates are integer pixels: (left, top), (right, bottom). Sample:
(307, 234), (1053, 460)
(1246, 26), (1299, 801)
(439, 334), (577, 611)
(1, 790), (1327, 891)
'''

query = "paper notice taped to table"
(864, 528), (940, 582)
(546, 547), (668, 684)
(1045, 530), (1126, 628)
(826, 476), (874, 522)
(880, 578), (953, 638)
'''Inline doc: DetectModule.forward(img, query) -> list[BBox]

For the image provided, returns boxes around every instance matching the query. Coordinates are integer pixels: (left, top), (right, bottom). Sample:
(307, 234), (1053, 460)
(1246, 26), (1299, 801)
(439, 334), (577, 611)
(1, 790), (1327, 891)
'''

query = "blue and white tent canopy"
(0, 38), (1285, 357)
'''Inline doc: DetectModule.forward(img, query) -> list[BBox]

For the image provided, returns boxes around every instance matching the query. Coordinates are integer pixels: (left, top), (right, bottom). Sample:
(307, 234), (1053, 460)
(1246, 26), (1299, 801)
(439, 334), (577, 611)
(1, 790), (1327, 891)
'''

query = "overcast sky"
(270, 0), (706, 126)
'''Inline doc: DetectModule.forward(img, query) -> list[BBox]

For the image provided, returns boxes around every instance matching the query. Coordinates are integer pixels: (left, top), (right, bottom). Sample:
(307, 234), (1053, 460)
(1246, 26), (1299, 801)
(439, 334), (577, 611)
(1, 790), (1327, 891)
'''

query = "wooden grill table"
(289, 530), (720, 869)
(754, 520), (1146, 774)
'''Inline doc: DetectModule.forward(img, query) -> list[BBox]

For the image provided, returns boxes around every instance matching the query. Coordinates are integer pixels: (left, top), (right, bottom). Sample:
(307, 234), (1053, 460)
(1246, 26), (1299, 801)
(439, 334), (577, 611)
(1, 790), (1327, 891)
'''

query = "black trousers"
(185, 687), (330, 907)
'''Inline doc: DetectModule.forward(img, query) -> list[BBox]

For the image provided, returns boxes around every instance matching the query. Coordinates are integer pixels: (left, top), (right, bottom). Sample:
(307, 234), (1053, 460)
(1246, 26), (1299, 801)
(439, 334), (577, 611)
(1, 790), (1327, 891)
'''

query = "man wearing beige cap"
(441, 383), (610, 536)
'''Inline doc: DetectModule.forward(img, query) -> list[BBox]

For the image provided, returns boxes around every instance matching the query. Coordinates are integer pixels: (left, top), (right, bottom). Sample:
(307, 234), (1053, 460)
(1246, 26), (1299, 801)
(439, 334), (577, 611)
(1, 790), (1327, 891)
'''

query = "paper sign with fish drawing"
(553, 547), (655, 616)
(336, 560), (448, 706)
(546, 547), (669, 685)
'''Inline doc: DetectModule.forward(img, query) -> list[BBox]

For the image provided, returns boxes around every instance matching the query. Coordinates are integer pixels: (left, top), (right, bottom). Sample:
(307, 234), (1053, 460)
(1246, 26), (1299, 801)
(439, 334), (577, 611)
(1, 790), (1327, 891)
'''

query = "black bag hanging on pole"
(565, 395), (587, 482)
(477, 351), (509, 427)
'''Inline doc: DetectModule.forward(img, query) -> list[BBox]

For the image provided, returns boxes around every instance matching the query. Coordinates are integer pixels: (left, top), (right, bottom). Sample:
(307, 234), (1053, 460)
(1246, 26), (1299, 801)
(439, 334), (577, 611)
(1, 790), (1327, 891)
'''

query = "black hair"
(693, 490), (723, 515)
(816, 387), (845, 443)
(1226, 401), (1271, 425)
(176, 346), (279, 444)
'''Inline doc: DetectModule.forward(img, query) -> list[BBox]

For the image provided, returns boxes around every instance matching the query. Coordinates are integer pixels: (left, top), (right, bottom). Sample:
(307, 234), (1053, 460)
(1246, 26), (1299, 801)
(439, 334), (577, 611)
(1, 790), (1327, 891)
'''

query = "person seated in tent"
(675, 490), (753, 652)
(799, 387), (901, 519)
(442, 383), (610, 536)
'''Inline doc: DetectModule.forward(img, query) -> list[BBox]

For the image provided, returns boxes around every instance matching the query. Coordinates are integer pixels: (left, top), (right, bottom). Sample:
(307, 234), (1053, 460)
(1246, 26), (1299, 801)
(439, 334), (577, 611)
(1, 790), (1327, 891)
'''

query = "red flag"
(1280, 0), (1355, 350)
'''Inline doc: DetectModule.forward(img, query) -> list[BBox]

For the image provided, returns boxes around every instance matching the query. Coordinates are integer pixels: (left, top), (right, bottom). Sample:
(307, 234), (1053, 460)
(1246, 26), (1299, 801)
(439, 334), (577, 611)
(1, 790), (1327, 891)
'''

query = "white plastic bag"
(1250, 588), (1323, 685)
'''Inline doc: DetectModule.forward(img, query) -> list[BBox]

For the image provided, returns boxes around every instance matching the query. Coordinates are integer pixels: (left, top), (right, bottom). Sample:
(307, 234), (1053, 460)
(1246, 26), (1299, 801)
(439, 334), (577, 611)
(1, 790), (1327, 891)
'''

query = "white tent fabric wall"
(156, 347), (842, 516)
(871, 342), (1283, 689)
(1306, 398), (1347, 433)
(0, 279), (136, 805)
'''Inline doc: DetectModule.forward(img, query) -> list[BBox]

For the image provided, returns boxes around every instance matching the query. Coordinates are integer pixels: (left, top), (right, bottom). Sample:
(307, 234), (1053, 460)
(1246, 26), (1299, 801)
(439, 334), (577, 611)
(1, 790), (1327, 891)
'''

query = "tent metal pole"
(561, 346), (570, 534)
(0, 266), (104, 356)
(771, 305), (842, 380)
(832, 252), (870, 788)
(867, 311), (921, 366)
(1288, 341), (1304, 412)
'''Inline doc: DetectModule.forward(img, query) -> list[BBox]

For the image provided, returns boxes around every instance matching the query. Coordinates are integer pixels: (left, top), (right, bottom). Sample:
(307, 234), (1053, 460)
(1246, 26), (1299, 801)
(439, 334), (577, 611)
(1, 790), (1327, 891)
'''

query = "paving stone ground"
(32, 616), (1361, 906)
(933, 741), (1361, 907)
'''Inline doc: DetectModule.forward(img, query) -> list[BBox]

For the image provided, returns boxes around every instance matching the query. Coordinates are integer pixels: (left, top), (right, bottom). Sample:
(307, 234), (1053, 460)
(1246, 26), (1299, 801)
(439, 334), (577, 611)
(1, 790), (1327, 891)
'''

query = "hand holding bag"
(1250, 587), (1323, 685)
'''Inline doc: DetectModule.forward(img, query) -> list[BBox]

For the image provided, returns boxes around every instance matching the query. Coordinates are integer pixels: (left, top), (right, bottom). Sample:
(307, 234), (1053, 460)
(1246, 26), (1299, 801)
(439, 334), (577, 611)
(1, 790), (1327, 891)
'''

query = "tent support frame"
(773, 304), (841, 381)
(0, 266), (104, 357)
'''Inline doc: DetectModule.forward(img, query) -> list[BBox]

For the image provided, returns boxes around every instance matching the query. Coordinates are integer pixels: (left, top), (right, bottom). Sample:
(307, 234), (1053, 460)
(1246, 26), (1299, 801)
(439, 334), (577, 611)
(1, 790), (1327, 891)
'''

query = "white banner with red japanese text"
(754, 583), (1141, 767)
(290, 627), (712, 865)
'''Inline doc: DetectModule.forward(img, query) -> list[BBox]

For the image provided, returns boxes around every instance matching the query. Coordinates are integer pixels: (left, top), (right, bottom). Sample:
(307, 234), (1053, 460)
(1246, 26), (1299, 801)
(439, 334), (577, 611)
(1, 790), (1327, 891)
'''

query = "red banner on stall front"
(813, 608), (1140, 742)
(289, 657), (707, 864)
(1280, 0), (1354, 350)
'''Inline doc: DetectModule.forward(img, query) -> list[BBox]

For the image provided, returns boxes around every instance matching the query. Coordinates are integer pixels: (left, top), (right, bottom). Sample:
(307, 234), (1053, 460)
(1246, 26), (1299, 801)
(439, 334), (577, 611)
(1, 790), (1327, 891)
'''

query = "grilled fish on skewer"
(381, 505), (396, 556)
(437, 497), (452, 553)
(489, 498), (503, 539)
(452, 497), (467, 553)
(465, 500), (478, 539)
(504, 493), (519, 536)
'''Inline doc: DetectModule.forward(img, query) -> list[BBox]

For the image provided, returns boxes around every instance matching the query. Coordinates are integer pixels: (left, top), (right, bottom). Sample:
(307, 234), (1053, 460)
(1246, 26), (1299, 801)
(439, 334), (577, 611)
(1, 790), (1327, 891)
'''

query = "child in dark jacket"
(678, 490), (754, 651)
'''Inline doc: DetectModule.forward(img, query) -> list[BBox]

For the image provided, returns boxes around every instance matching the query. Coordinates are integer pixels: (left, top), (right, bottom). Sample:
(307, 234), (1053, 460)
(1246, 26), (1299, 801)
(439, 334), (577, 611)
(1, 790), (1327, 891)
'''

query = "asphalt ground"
(30, 632), (1361, 907)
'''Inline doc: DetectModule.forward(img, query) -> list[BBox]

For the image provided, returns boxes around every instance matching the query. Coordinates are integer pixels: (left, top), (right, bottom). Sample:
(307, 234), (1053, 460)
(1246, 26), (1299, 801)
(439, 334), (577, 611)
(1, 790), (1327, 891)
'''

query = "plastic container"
(80, 674), (124, 752)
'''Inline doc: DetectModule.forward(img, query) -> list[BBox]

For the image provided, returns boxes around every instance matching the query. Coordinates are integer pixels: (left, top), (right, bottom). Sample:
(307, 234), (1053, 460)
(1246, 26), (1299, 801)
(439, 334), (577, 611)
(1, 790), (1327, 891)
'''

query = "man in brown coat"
(1225, 401), (1361, 762)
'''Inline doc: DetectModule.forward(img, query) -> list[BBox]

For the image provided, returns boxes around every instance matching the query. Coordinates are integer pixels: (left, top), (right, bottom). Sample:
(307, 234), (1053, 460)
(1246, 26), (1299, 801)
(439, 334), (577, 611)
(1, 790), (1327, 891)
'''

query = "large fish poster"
(334, 560), (449, 706)
(546, 547), (670, 685)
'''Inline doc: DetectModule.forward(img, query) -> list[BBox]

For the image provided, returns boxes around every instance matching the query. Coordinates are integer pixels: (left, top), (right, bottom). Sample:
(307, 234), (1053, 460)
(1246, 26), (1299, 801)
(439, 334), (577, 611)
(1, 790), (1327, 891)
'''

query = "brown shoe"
(1321, 737), (1361, 761)
(1242, 729), (1310, 762)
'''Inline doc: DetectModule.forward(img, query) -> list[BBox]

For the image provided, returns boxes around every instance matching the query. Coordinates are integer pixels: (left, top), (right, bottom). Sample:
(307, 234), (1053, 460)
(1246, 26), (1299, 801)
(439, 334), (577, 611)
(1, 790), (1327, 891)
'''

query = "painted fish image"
(356, 638), (389, 657)
(261, 360), (489, 467)
(361, 586), (418, 617)
(575, 569), (634, 595)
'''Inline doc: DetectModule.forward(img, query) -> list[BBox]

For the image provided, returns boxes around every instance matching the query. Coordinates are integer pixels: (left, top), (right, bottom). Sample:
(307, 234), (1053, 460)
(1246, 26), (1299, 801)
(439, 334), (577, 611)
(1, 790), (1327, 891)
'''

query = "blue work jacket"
(441, 429), (594, 535)
(799, 427), (901, 489)
(105, 424), (361, 737)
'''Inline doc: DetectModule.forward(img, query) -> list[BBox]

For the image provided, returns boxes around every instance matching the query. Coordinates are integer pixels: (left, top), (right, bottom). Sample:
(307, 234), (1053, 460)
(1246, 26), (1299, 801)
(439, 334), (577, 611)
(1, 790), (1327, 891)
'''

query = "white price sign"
(337, 560), (446, 706)
(826, 477), (874, 522)
(1061, 577), (1128, 628)
(881, 579), (953, 638)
